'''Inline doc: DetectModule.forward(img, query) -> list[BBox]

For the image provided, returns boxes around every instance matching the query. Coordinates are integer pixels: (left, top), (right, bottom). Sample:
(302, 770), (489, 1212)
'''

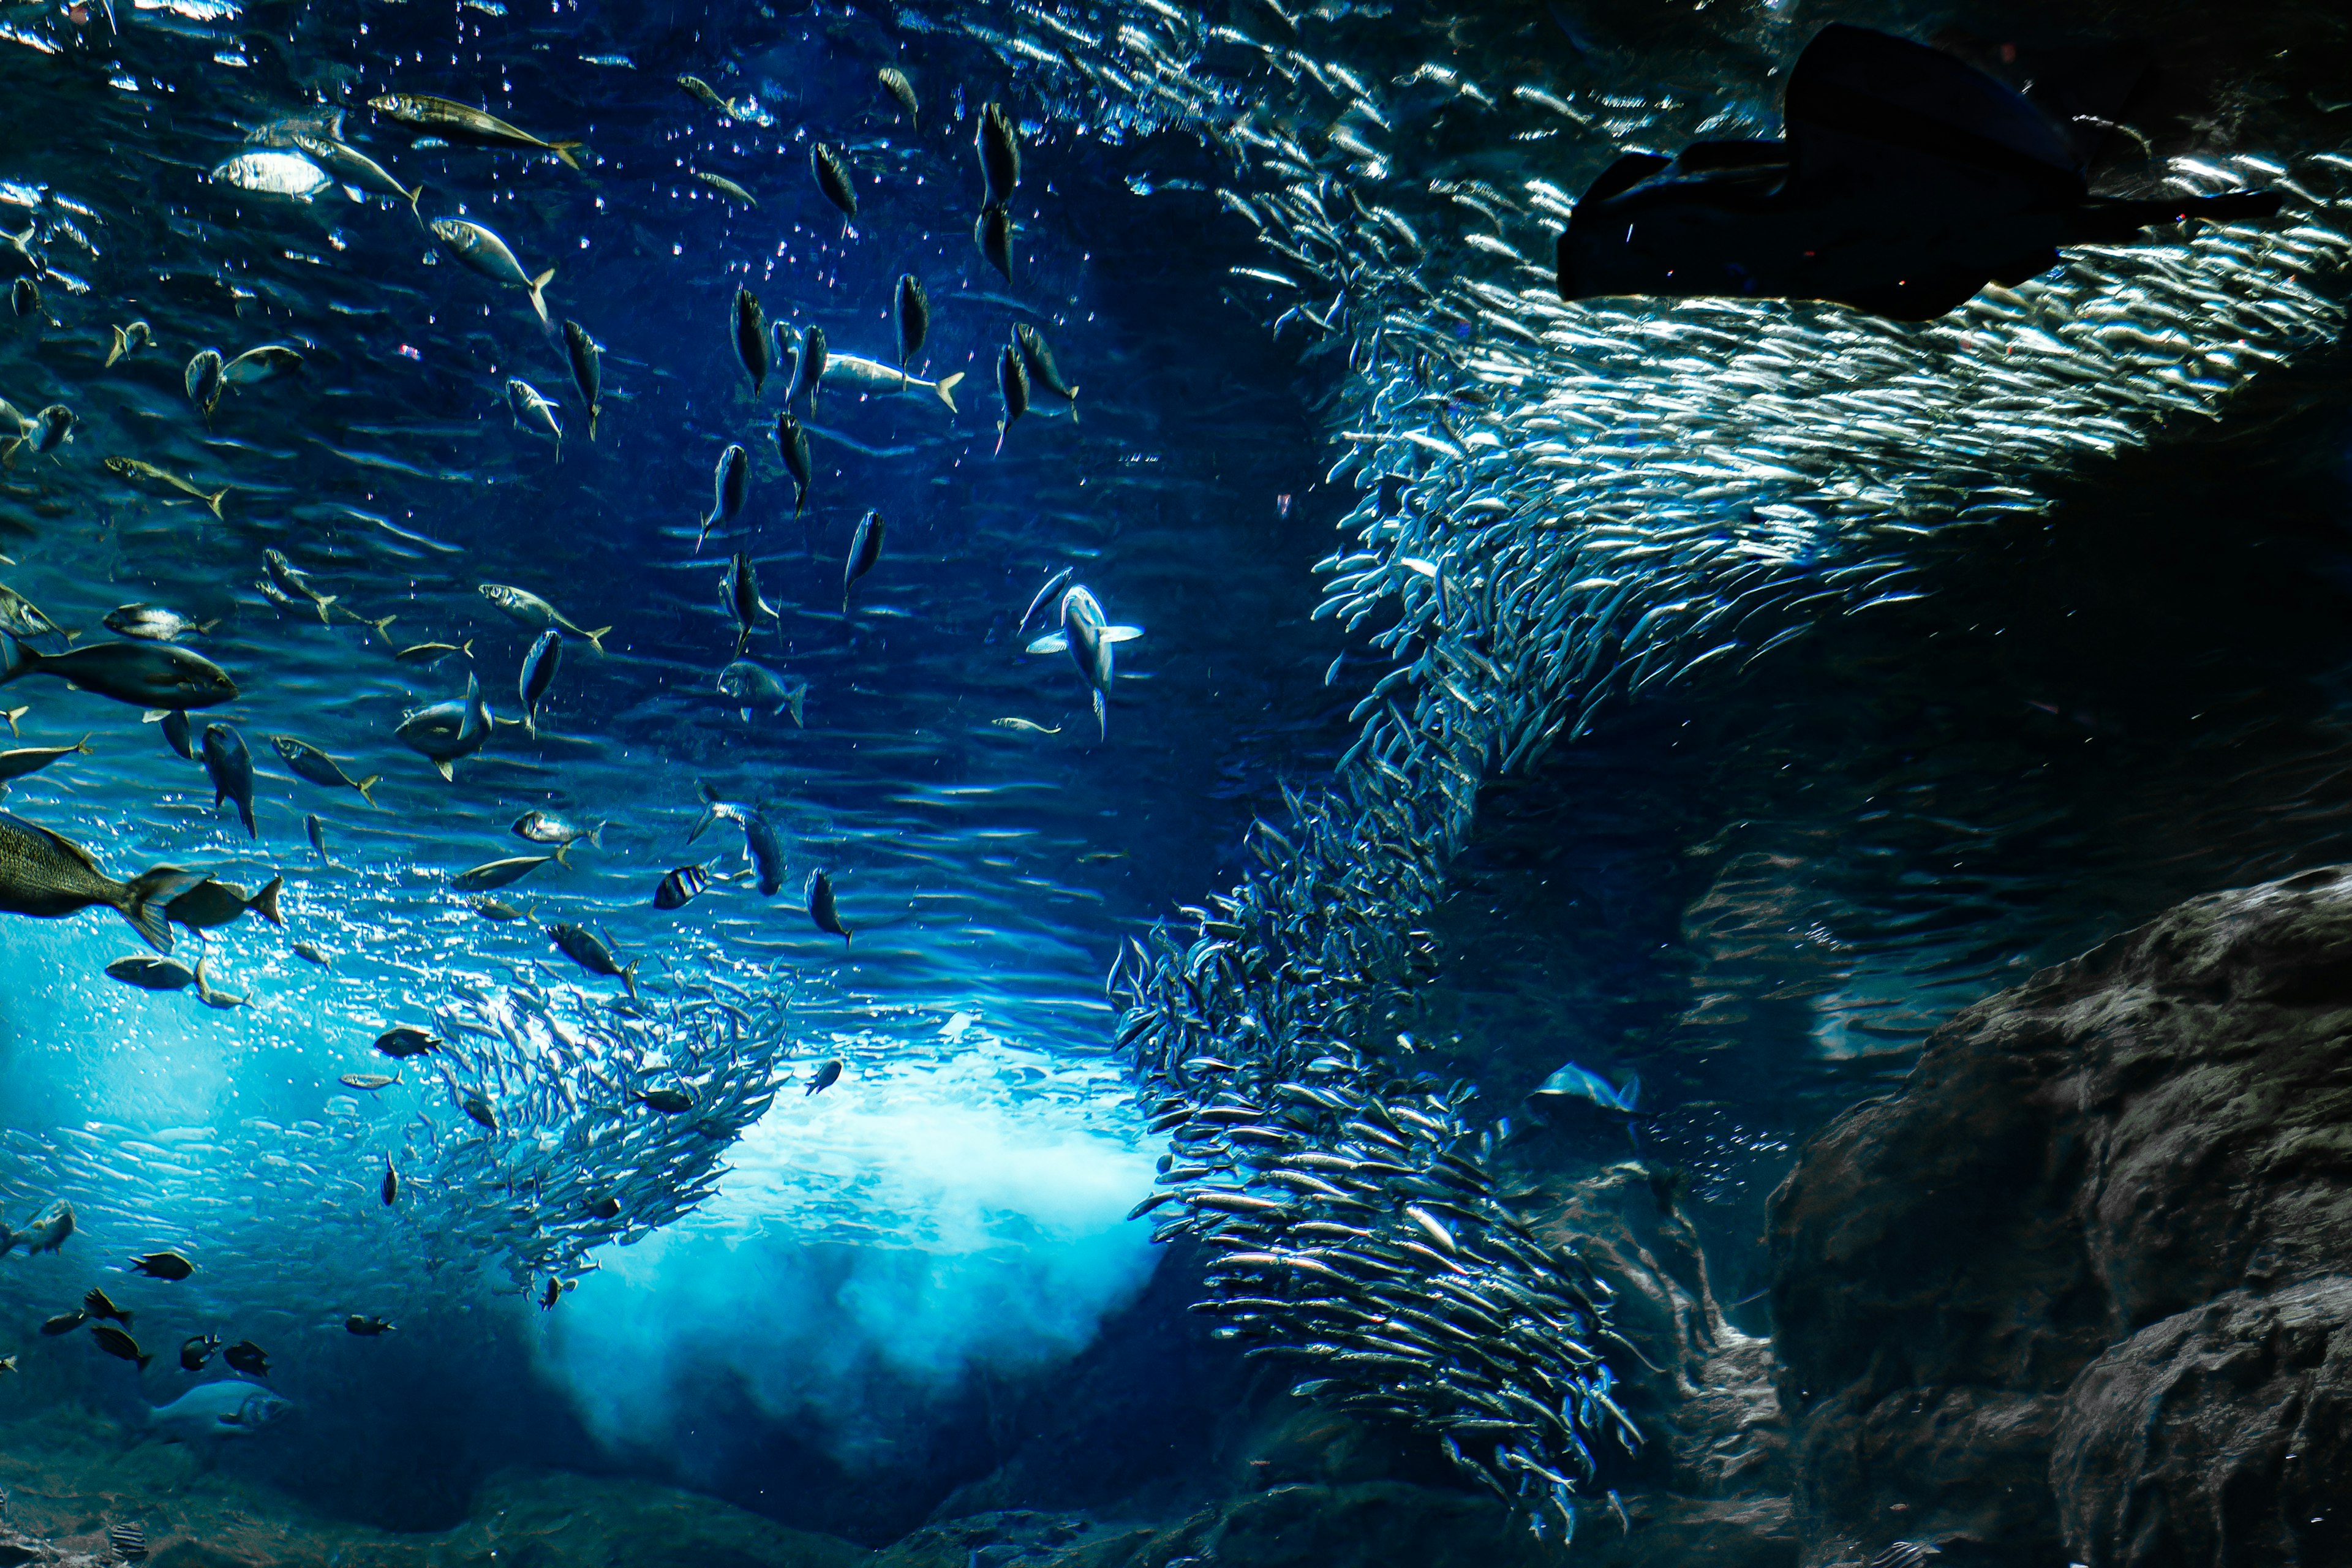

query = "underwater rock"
(2052, 1276), (2352, 1566)
(1770, 864), (2352, 1566)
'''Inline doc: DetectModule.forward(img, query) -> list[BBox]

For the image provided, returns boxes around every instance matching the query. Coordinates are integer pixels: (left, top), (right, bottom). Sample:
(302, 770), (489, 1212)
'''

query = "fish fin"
(239, 800), (255, 837)
(73, 734), (91, 755)
(1783, 23), (2086, 202)
(1099, 625), (1145, 643)
(1093, 688), (1107, 742)
(143, 710), (165, 723)
(585, 627), (610, 654)
(1068, 385), (1080, 422)
(526, 269), (554, 328)
(205, 489), (227, 519)
(123, 867), (203, 953)
(105, 326), (127, 368)
(433, 760), (453, 782)
(1616, 1072), (1640, 1113)
(0, 439), (17, 472)
(733, 628), (752, 662)
(933, 370), (963, 412)
(315, 593), (336, 625)
(523, 712), (536, 740)
(461, 639), (475, 658)
(793, 483), (807, 519)
(251, 875), (284, 929)
(590, 821), (606, 850)
(548, 142), (586, 171)
(992, 420), (1006, 457)
(405, 183), (425, 217)
(787, 688), (805, 727)
(1025, 631), (1069, 654)
(1, 707), (21, 737)
(355, 775), (380, 809)
(372, 614), (398, 644)
(622, 959), (640, 1000)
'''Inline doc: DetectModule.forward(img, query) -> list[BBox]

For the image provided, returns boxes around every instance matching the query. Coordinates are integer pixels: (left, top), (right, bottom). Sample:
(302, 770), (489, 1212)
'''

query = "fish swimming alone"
(143, 1379), (293, 1440)
(1027, 586), (1144, 740)
(480, 585), (609, 653)
(201, 723), (257, 837)
(369, 94), (585, 168)
(546, 921), (638, 999)
(396, 671), (492, 781)
(519, 629), (563, 737)
(562, 320), (603, 439)
(0, 813), (199, 951)
(716, 660), (805, 725)
(272, 736), (380, 807)
(0, 630), (238, 709)
(1556, 23), (2283, 320)
(817, 353), (964, 412)
(430, 219), (557, 327)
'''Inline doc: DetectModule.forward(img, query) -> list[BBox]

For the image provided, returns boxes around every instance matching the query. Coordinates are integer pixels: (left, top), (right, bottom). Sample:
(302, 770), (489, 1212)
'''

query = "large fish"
(0, 629), (237, 709)
(0, 812), (200, 951)
(143, 1378), (293, 1441)
(1556, 24), (2282, 320)
(397, 671), (491, 781)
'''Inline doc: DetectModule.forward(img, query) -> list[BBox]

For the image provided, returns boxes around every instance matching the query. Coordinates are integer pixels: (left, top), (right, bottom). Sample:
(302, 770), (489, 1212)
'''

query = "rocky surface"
(1770, 864), (2352, 1567)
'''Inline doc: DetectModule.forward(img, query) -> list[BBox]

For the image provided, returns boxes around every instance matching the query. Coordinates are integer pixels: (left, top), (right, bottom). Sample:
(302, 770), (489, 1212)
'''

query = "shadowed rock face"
(1769, 864), (2352, 1567)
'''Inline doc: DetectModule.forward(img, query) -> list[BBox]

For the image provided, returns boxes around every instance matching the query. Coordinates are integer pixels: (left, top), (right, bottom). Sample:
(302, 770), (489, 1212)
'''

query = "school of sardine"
(913, 0), (2352, 1535)
(0, 0), (2342, 1540)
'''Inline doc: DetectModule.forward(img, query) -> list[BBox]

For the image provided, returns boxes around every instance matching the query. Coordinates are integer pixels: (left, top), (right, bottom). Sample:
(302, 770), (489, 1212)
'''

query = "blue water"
(0, 0), (2346, 1552)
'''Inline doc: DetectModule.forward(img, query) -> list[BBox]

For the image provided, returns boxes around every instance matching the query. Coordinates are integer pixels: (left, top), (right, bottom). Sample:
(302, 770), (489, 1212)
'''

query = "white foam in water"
(539, 1077), (1157, 1469)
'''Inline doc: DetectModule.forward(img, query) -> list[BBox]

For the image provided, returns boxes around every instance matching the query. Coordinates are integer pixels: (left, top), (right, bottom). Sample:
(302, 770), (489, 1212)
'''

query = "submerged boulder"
(1769, 864), (2352, 1566)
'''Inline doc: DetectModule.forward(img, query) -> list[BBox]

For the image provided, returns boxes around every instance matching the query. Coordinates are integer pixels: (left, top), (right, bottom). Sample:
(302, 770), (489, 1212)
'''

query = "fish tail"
(355, 775), (380, 809)
(524, 712), (536, 740)
(1094, 688), (1107, 742)
(590, 821), (606, 850)
(733, 628), (752, 662)
(552, 841), (571, 867)
(1, 627), (42, 686)
(585, 626), (611, 655)
(252, 875), (285, 929)
(621, 959), (640, 1000)
(205, 488), (228, 519)
(372, 614), (398, 644)
(588, 405), (599, 442)
(73, 734), (91, 755)
(405, 183), (425, 218)
(527, 267), (556, 326)
(549, 141), (586, 172)
(315, 593), (336, 625)
(123, 866), (200, 953)
(1068, 385), (1081, 423)
(0, 437), (20, 471)
(786, 689), (805, 727)
(935, 370), (963, 413)
(105, 326), (127, 368)
(993, 420), (1006, 457)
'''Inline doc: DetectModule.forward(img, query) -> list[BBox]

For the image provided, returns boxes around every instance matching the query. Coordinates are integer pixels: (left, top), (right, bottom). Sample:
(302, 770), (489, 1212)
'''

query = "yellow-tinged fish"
(103, 457), (228, 519)
(694, 171), (757, 206)
(368, 94), (586, 168)
(0, 810), (200, 952)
